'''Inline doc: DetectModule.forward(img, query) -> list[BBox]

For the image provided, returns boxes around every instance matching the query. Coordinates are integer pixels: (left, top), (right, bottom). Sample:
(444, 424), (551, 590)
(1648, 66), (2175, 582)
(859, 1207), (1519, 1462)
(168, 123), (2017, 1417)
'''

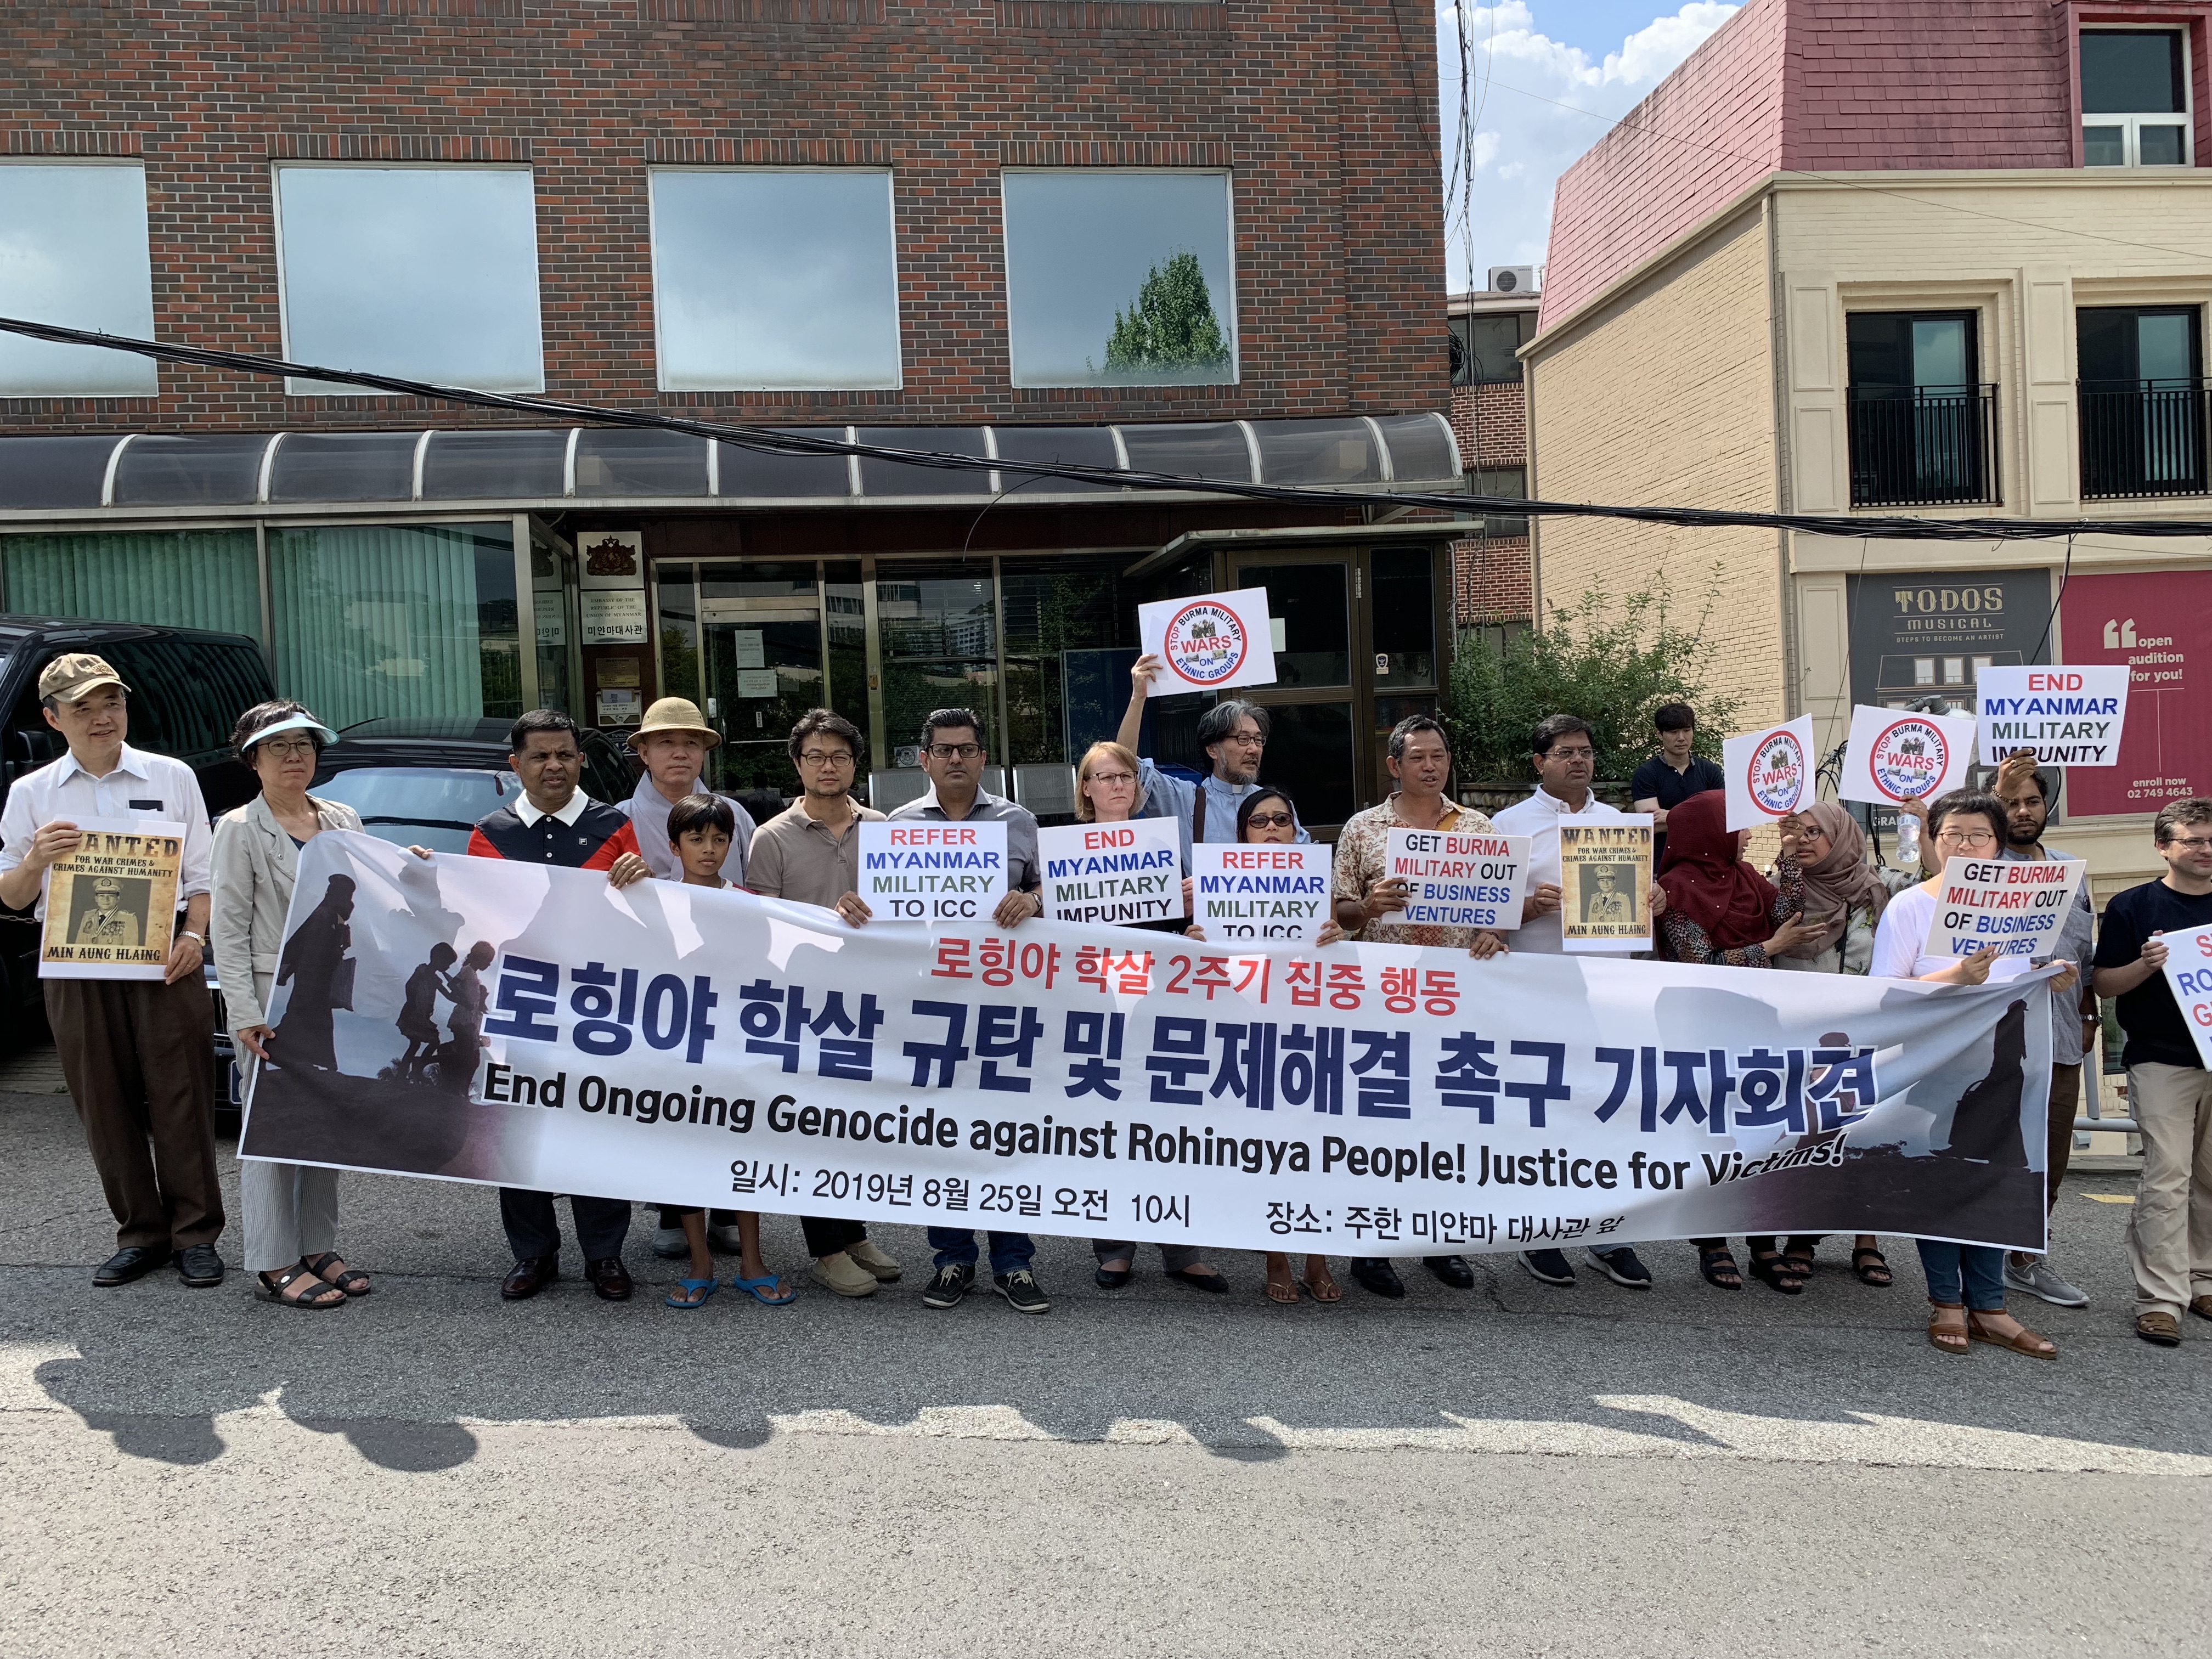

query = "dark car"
(0, 617), (275, 1052)
(311, 718), (640, 849)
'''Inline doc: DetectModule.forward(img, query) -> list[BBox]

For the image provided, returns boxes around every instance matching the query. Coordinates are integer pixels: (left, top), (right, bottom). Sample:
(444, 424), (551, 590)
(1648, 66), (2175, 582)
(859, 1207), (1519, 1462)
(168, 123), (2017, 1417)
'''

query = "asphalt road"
(3, 1087), (2207, 1658)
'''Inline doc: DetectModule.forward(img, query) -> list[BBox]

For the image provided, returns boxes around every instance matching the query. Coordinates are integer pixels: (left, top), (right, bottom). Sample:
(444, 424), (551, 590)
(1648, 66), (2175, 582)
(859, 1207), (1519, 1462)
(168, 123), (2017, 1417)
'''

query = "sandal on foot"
(665, 1278), (719, 1308)
(302, 1252), (371, 1296)
(1301, 1274), (1344, 1303)
(1968, 1313), (2056, 1359)
(1851, 1247), (1893, 1287)
(257, 1264), (346, 1308)
(1750, 1251), (1805, 1295)
(1697, 1245), (1742, 1290)
(730, 1273), (796, 1306)
(1782, 1250), (1816, 1282)
(1264, 1274), (1300, 1304)
(1927, 1302), (1969, 1355)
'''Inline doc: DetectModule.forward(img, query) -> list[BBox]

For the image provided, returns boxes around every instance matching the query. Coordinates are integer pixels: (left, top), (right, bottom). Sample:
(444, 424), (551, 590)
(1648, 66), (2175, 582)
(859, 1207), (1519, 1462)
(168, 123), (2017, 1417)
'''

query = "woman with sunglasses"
(1870, 789), (2079, 1361)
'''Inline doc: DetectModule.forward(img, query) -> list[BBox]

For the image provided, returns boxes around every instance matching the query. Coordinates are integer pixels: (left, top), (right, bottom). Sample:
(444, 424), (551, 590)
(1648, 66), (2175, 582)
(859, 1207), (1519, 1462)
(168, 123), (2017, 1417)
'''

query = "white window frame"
(998, 167), (1240, 390)
(645, 165), (904, 393)
(0, 157), (158, 397)
(2081, 27), (2196, 167)
(270, 161), (546, 397)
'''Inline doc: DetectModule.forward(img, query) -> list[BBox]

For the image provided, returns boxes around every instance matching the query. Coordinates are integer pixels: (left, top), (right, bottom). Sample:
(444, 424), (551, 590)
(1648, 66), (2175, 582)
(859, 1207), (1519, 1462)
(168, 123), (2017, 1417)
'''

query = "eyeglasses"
(1245, 812), (1294, 829)
(926, 743), (983, 761)
(1935, 828), (1999, 849)
(1221, 732), (1266, 748)
(1546, 747), (1596, 761)
(2168, 835), (2212, 852)
(797, 749), (854, 767)
(256, 738), (317, 760)
(1086, 771), (1136, 787)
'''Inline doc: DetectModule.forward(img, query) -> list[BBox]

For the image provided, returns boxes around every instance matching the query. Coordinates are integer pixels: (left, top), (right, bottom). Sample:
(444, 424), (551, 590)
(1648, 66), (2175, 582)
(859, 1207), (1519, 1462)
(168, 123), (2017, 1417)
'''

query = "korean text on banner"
(1722, 715), (1816, 830)
(1839, 705), (1977, 807)
(1921, 855), (2086, 961)
(1387, 827), (1529, 930)
(240, 832), (2061, 1257)
(1037, 819), (1182, 926)
(39, 817), (184, 981)
(1560, 815), (1654, 952)
(1137, 589), (1278, 697)
(1189, 842), (1329, 942)
(1976, 664), (2129, 768)
(857, 821), (1008, 923)
(2155, 922), (2212, 1069)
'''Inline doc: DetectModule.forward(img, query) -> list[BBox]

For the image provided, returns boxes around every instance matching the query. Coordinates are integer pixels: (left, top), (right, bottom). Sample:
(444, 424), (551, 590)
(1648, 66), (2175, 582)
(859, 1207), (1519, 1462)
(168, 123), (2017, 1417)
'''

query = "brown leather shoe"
(2136, 1311), (2182, 1347)
(501, 1256), (558, 1301)
(586, 1256), (633, 1301)
(2190, 1295), (2212, 1323)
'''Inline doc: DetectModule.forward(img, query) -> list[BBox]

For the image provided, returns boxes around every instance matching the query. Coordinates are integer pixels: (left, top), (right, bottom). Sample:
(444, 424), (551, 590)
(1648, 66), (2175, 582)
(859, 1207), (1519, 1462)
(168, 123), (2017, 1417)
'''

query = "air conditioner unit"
(1487, 265), (1539, 295)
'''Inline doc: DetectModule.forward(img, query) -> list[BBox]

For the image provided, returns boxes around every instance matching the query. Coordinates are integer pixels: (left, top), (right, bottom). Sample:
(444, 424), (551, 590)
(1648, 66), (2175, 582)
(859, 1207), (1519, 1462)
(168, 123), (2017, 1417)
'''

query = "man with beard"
(1115, 655), (1311, 861)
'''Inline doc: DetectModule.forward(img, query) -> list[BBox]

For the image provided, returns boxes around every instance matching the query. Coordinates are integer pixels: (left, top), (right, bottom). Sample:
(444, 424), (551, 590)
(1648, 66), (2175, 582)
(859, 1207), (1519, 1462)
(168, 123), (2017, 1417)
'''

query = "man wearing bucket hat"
(619, 696), (759, 1262)
(0, 652), (224, 1290)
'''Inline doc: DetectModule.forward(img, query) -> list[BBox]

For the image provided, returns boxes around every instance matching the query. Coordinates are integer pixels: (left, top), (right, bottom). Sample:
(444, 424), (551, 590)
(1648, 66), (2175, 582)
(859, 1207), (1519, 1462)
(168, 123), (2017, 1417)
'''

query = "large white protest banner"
(1386, 827), (1529, 931)
(1189, 842), (1330, 943)
(1839, 705), (1977, 807)
(1037, 819), (1181, 926)
(241, 832), (2061, 1255)
(1137, 588), (1277, 697)
(1921, 855), (2086, 962)
(1722, 715), (1816, 830)
(857, 821), (1007, 922)
(1976, 664), (2129, 768)
(2156, 923), (2212, 1069)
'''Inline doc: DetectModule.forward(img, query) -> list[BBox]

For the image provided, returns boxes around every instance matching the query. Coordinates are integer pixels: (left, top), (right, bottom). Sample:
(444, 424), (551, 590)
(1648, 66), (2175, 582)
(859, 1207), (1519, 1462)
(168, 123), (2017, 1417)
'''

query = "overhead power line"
(3, 315), (2210, 543)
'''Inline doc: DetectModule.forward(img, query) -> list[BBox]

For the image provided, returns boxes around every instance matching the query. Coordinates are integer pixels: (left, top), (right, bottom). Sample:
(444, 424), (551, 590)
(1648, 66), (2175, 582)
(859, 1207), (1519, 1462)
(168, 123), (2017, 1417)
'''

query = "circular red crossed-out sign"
(1742, 729), (1807, 818)
(1161, 599), (1251, 687)
(1866, 715), (1950, 804)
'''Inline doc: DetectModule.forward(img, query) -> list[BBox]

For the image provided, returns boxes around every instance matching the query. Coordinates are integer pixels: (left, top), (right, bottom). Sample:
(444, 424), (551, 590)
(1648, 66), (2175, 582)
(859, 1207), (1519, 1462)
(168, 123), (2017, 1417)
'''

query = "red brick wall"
(1452, 533), (1530, 624)
(1449, 379), (1527, 472)
(0, 0), (1446, 433)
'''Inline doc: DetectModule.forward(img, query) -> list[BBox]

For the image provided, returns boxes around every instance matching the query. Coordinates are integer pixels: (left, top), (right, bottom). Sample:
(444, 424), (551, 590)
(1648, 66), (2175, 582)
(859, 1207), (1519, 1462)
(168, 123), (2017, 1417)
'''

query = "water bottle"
(1894, 810), (1921, 869)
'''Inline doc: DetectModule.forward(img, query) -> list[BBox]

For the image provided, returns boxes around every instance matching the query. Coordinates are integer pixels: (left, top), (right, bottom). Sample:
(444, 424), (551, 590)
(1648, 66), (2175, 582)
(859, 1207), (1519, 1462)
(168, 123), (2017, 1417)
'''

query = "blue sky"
(1436, 2), (1742, 291)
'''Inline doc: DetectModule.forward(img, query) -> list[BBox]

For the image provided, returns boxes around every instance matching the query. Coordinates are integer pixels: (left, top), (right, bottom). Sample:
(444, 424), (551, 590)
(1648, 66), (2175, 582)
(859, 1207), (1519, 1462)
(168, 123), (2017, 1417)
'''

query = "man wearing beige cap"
(620, 696), (758, 1260)
(0, 653), (223, 1290)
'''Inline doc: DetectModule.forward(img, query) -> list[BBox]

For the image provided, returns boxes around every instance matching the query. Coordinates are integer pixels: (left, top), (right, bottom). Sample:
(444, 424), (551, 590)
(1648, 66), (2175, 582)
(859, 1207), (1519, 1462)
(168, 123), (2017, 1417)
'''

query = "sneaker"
(993, 1269), (1051, 1314)
(810, 1252), (879, 1297)
(1520, 1249), (1575, 1286)
(1588, 1245), (1651, 1288)
(846, 1238), (903, 1283)
(922, 1262), (973, 1308)
(707, 1222), (746, 1254)
(651, 1227), (689, 1260)
(2004, 1256), (2089, 1308)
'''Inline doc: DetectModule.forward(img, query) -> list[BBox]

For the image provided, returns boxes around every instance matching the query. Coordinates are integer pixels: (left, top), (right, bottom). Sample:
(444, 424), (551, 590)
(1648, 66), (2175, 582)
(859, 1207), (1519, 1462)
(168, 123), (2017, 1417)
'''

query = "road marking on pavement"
(2086, 1193), (2136, 1204)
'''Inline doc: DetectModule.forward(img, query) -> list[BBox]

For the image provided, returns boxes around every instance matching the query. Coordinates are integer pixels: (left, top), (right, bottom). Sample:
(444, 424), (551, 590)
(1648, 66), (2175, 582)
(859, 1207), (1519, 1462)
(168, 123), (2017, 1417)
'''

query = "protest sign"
(1921, 855), (2086, 961)
(1722, 715), (1815, 830)
(1559, 815), (1653, 953)
(1137, 588), (1277, 696)
(1386, 827), (1529, 930)
(857, 821), (1007, 923)
(2155, 923), (2212, 1070)
(38, 818), (183, 980)
(1189, 841), (1329, 942)
(1975, 664), (2128, 768)
(1037, 819), (1181, 926)
(1839, 704), (1977, 807)
(242, 831), (2061, 1255)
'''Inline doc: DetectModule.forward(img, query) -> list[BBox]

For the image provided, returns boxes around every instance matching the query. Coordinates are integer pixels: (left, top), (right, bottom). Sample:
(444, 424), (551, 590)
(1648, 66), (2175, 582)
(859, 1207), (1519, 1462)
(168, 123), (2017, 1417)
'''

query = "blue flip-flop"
(730, 1272), (797, 1307)
(665, 1278), (719, 1309)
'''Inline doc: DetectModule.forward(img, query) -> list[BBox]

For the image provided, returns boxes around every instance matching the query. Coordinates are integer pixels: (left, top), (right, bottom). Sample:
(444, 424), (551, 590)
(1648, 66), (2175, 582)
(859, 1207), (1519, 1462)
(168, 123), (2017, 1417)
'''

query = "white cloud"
(1438, 2), (1739, 290)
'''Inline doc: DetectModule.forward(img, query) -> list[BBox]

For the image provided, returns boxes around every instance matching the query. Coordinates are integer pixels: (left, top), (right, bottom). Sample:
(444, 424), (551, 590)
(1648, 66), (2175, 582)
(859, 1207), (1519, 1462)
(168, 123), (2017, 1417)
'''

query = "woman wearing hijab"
(1655, 792), (1831, 1293)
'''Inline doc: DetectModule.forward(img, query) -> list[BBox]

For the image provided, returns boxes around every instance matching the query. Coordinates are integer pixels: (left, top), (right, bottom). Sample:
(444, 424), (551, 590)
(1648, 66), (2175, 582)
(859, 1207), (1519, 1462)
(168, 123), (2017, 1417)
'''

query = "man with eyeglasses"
(1115, 655), (1312, 863)
(1492, 713), (1667, 1291)
(1990, 750), (2099, 1310)
(2091, 797), (2212, 1347)
(743, 708), (904, 1300)
(866, 709), (1051, 1315)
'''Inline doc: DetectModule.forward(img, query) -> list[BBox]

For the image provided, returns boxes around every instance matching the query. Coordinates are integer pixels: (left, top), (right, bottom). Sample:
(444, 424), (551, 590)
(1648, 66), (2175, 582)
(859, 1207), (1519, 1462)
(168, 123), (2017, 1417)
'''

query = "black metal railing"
(2080, 377), (2211, 499)
(1847, 382), (1999, 507)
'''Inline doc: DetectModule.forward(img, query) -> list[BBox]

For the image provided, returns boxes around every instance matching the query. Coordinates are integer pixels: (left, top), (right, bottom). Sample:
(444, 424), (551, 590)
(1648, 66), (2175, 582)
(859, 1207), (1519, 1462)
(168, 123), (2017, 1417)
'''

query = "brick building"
(1528, 0), (2212, 890)
(0, 0), (1458, 825)
(1447, 286), (1537, 631)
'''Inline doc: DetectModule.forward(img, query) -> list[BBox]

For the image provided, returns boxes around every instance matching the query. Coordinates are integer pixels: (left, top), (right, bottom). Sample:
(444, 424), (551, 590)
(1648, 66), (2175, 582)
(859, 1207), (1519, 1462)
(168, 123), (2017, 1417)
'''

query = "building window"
(2081, 30), (2192, 166)
(1467, 465), (1528, 535)
(1, 530), (260, 638)
(2079, 305), (2207, 498)
(274, 166), (545, 396)
(648, 169), (902, 391)
(1845, 311), (1998, 507)
(1449, 312), (1533, 386)
(1002, 171), (1236, 388)
(0, 163), (156, 397)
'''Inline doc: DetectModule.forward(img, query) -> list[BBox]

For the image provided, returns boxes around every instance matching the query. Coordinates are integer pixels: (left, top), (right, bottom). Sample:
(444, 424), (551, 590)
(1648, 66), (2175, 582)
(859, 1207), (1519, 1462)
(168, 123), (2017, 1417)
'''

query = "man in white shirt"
(1115, 654), (1313, 861)
(0, 653), (223, 1290)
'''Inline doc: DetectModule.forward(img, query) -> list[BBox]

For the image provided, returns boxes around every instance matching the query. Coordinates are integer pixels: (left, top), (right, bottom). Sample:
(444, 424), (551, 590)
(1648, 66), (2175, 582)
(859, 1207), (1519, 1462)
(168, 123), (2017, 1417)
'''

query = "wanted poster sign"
(1976, 665), (2129, 769)
(1190, 842), (1329, 942)
(857, 821), (1008, 923)
(1037, 819), (1182, 926)
(1560, 816), (1653, 953)
(1137, 589), (1277, 696)
(1922, 855), (2086, 962)
(1839, 704), (1977, 807)
(1386, 827), (1530, 930)
(39, 817), (183, 980)
(1722, 715), (1815, 831)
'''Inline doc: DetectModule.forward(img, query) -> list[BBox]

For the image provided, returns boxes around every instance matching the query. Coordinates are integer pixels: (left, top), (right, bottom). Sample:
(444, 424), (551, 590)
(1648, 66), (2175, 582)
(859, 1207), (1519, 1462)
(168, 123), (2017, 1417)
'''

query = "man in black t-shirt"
(2090, 797), (2212, 1348)
(1630, 702), (1725, 868)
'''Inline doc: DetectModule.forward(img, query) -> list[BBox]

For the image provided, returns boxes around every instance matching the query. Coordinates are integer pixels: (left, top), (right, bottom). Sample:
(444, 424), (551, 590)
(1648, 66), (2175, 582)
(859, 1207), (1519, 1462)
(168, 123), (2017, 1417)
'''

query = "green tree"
(1446, 577), (1743, 783)
(1101, 251), (1232, 380)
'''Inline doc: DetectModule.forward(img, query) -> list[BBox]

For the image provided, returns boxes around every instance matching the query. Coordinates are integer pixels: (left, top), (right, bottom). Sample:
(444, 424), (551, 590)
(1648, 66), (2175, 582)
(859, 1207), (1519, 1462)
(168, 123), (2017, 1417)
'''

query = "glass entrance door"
(695, 562), (824, 796)
(1226, 552), (1359, 827)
